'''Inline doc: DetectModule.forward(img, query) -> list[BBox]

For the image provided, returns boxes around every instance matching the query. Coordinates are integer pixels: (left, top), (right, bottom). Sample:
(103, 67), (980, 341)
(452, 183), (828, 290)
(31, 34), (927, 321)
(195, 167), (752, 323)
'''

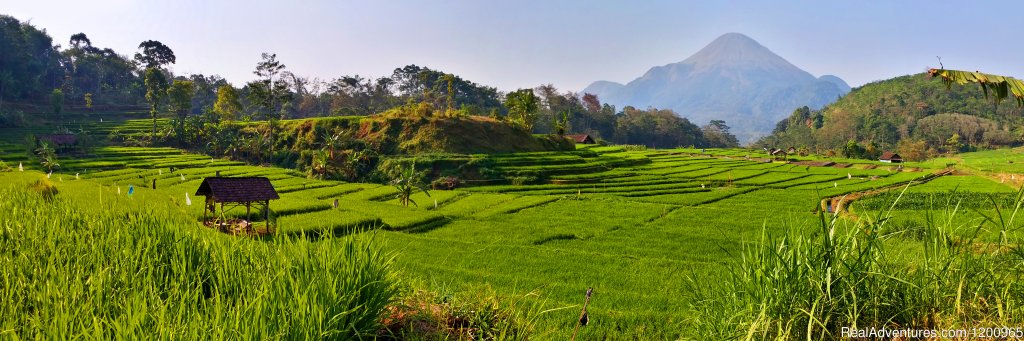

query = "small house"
(786, 147), (797, 154)
(195, 177), (280, 227)
(566, 134), (596, 144)
(769, 148), (788, 160)
(879, 152), (903, 163)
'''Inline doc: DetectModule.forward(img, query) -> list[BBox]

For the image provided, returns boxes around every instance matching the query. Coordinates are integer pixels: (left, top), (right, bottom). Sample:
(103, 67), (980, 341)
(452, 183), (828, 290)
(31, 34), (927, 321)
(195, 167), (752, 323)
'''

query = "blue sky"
(8, 1), (1023, 92)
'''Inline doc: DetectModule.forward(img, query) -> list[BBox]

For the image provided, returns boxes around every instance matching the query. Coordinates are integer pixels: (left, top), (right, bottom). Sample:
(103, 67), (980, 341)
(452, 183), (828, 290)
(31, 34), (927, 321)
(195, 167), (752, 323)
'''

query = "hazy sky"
(7, 1), (1023, 92)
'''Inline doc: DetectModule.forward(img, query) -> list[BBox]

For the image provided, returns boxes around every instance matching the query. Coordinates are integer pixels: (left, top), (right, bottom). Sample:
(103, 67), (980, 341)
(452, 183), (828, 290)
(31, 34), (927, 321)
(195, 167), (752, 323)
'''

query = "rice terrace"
(3, 2), (1024, 340)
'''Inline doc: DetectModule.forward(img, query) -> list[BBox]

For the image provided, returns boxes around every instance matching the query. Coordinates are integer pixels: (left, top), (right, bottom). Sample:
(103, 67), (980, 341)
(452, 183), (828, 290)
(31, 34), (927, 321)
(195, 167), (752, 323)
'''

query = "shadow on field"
(282, 221), (383, 241)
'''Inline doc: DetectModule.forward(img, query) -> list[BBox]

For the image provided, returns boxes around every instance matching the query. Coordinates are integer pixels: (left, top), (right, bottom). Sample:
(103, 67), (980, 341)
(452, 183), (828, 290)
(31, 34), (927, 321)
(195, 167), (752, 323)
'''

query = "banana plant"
(392, 161), (430, 207)
(928, 68), (1024, 106)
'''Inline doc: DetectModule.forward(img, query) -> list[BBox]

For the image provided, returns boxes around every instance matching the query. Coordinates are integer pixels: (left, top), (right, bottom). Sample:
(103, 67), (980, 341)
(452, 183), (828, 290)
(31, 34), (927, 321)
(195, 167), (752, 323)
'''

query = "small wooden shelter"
(195, 177), (279, 225)
(768, 148), (788, 160)
(566, 134), (596, 144)
(879, 152), (903, 163)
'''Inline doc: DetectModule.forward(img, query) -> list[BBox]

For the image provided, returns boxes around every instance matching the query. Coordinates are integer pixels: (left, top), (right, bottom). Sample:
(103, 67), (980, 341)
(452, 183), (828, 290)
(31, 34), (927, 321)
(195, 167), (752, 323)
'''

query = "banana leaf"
(928, 68), (1024, 107)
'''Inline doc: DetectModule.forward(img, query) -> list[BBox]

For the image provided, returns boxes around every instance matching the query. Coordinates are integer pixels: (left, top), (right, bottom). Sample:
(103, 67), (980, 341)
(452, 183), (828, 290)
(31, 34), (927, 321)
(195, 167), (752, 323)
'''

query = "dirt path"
(821, 169), (954, 220)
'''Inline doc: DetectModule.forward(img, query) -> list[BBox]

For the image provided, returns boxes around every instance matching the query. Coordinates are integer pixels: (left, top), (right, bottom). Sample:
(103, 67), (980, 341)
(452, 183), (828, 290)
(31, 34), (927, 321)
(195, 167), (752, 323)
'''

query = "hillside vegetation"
(760, 72), (1024, 160)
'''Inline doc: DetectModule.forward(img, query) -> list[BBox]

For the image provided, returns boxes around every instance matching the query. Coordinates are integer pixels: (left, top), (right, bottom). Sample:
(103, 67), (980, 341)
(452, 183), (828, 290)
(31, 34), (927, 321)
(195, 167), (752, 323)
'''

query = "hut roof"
(195, 177), (279, 203)
(879, 152), (902, 160)
(566, 134), (595, 144)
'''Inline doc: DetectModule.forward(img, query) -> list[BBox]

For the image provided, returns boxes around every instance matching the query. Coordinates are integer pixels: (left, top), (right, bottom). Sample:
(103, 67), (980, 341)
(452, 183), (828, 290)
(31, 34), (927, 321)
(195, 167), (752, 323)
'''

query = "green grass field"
(2, 139), (1023, 338)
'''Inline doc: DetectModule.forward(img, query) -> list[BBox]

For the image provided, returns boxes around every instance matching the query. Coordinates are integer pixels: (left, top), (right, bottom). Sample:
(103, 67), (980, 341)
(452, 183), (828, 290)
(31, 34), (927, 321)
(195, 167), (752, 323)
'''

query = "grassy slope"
(2, 137), (1023, 338)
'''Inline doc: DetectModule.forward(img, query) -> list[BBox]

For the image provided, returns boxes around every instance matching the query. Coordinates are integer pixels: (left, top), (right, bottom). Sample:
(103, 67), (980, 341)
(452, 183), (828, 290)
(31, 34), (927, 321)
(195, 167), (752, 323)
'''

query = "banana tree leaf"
(928, 68), (1024, 107)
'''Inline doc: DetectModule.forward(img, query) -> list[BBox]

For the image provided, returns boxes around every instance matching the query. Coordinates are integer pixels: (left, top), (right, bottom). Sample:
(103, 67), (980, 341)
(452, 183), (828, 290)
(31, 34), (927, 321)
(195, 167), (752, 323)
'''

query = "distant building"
(566, 134), (596, 144)
(879, 152), (903, 163)
(786, 147), (797, 154)
(768, 148), (788, 160)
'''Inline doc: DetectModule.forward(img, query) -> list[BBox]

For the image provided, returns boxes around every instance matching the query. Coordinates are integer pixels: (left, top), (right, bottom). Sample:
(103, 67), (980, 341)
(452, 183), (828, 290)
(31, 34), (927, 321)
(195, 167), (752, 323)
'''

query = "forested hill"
(759, 72), (1024, 160)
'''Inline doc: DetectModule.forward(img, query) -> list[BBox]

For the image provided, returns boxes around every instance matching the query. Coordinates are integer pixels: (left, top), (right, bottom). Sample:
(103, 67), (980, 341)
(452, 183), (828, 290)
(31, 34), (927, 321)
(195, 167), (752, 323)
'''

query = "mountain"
(583, 33), (849, 142)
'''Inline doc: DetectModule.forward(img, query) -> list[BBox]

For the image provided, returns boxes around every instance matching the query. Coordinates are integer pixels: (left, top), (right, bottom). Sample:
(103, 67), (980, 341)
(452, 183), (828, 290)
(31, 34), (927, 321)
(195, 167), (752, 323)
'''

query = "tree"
(842, 140), (866, 159)
(50, 88), (64, 122)
(702, 120), (740, 148)
(134, 40), (176, 68)
(251, 53), (289, 151)
(167, 80), (195, 118)
(167, 79), (195, 145)
(143, 68), (168, 143)
(35, 141), (59, 172)
(69, 33), (91, 49)
(505, 89), (539, 131)
(554, 110), (569, 135)
(213, 85), (242, 122)
(945, 132), (963, 152)
(896, 139), (927, 162)
(392, 161), (430, 207)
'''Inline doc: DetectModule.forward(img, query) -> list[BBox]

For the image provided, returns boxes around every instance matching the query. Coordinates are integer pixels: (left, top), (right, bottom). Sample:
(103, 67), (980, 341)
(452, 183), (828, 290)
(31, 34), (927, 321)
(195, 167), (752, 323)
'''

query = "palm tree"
(392, 161), (430, 207)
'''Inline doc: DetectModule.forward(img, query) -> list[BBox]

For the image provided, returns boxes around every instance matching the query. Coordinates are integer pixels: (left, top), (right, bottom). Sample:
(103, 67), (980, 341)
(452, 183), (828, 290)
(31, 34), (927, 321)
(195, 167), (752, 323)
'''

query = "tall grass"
(0, 185), (399, 339)
(684, 185), (1024, 339)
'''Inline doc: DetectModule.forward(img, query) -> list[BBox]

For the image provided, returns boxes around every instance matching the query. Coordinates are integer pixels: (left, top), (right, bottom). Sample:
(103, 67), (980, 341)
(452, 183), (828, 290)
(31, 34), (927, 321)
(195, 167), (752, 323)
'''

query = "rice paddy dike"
(2, 117), (1023, 338)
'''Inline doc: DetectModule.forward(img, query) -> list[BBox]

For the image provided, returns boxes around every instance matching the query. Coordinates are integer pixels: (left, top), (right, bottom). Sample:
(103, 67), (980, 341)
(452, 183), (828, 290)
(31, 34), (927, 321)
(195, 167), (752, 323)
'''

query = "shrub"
(0, 160), (11, 172)
(29, 177), (58, 200)
(508, 176), (537, 186)
(431, 176), (462, 190)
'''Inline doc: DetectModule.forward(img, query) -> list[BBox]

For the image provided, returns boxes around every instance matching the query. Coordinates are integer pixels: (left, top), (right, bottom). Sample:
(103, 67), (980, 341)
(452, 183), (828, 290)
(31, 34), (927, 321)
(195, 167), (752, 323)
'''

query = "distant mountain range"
(584, 33), (850, 142)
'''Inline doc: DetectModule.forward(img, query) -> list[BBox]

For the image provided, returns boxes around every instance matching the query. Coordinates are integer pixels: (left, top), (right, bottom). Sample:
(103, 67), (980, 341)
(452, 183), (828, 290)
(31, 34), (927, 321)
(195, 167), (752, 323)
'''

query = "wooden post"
(246, 202), (251, 222)
(152, 179), (156, 189)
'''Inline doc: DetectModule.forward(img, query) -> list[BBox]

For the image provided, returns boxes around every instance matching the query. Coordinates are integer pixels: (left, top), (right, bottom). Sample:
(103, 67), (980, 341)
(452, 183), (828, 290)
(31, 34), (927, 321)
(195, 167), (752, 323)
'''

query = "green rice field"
(2, 131), (1023, 338)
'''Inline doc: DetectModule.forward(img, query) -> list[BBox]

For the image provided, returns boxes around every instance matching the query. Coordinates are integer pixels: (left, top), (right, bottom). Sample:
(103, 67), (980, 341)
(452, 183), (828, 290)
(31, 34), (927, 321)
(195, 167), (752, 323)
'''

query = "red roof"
(879, 152), (902, 160)
(566, 134), (595, 144)
(195, 177), (280, 203)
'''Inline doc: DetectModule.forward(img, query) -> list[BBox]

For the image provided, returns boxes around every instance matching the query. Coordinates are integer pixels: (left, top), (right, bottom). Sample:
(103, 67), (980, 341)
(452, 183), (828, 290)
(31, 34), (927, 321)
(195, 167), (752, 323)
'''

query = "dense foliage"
(759, 73), (1024, 159)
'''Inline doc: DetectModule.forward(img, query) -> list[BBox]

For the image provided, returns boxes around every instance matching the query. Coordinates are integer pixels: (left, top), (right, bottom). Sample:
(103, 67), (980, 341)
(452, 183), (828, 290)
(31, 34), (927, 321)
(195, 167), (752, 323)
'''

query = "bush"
(0, 160), (11, 172)
(29, 177), (58, 200)
(508, 176), (537, 186)
(431, 176), (462, 190)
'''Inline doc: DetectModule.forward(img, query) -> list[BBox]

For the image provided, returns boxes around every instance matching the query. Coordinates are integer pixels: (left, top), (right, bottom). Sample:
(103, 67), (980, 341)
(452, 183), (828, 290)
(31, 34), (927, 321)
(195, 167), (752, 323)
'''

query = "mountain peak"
(583, 33), (849, 142)
(682, 33), (799, 72)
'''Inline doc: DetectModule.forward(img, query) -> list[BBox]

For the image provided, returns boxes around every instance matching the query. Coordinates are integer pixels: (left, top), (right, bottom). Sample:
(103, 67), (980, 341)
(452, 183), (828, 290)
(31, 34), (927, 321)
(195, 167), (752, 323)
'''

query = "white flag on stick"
(185, 193), (192, 206)
(18, 162), (23, 171)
